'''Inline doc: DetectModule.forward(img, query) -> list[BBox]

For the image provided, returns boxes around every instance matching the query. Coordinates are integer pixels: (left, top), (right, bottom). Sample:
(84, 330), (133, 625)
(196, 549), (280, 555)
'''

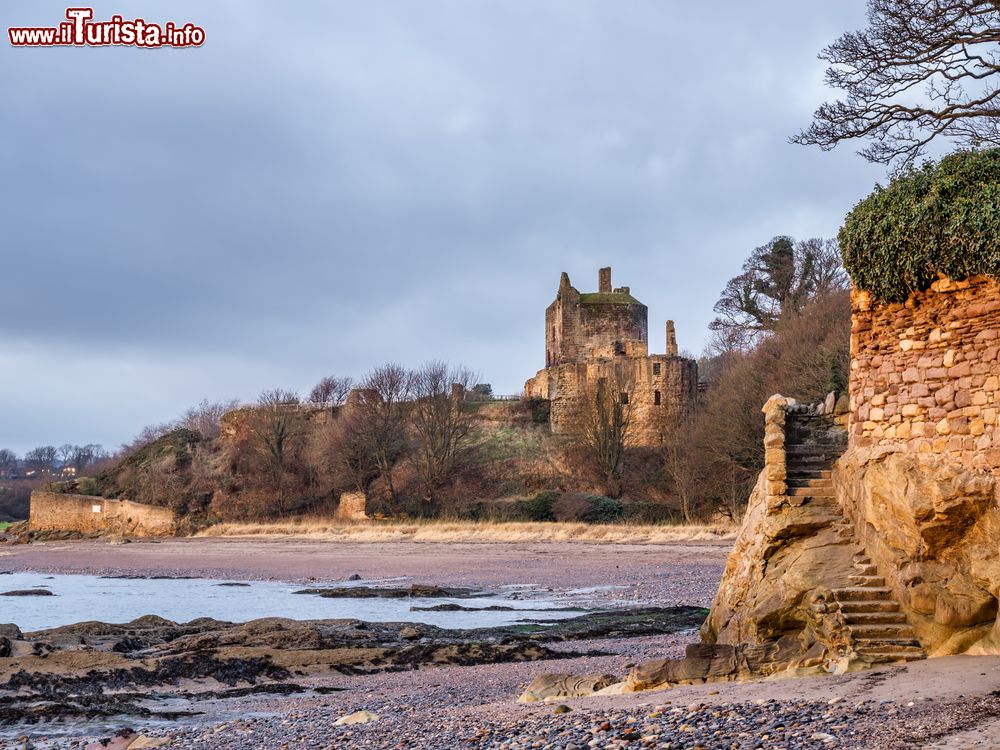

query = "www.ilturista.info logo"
(9, 8), (205, 48)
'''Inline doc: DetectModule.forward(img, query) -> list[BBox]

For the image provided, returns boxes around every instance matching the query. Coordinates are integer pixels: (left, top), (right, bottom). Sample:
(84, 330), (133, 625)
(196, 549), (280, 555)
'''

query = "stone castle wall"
(545, 271), (648, 366)
(850, 275), (1000, 473)
(29, 492), (177, 536)
(525, 354), (697, 446)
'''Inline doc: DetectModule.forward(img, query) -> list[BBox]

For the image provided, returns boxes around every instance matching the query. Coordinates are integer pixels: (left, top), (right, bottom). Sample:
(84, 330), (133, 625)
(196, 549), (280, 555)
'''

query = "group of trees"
(0, 443), (109, 479)
(668, 237), (851, 520)
(220, 362), (483, 519)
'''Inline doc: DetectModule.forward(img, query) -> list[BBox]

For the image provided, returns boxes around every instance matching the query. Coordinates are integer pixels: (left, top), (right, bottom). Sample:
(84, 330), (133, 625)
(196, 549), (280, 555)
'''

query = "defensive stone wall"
(850, 275), (1000, 473)
(527, 355), (697, 445)
(29, 492), (177, 536)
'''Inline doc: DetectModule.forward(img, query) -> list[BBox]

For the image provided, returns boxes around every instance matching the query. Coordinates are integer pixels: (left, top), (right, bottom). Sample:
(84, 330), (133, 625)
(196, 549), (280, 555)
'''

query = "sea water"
(0, 572), (581, 631)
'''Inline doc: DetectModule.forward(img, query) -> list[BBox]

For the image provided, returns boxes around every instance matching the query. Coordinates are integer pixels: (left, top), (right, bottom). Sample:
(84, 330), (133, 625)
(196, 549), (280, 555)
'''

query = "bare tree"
(710, 237), (847, 351)
(58, 444), (76, 467)
(24, 446), (57, 475)
(250, 388), (305, 490)
(71, 444), (108, 474)
(309, 376), (354, 407)
(793, 0), (1000, 168)
(410, 362), (480, 504)
(662, 417), (701, 523)
(352, 364), (413, 503)
(0, 449), (17, 479)
(579, 370), (634, 499)
(178, 398), (240, 440)
(323, 405), (380, 496)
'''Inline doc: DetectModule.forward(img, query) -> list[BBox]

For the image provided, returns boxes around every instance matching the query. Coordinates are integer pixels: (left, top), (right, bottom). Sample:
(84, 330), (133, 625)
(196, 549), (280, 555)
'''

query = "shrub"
(515, 491), (558, 522)
(582, 496), (625, 523)
(840, 149), (1000, 302)
(549, 493), (625, 523)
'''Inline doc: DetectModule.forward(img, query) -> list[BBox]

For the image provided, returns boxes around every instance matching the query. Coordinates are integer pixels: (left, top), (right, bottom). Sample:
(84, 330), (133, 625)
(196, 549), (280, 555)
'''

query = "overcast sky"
(0, 1), (886, 454)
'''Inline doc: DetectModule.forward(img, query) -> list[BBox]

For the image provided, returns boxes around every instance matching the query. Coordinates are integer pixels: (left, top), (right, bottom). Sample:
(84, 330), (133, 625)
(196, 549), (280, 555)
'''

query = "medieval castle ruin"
(524, 267), (698, 446)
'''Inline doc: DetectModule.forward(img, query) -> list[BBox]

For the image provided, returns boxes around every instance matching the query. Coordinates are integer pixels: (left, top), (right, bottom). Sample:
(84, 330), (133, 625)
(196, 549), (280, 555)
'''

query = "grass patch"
(0, 522), (11, 532)
(579, 292), (641, 305)
(195, 518), (737, 544)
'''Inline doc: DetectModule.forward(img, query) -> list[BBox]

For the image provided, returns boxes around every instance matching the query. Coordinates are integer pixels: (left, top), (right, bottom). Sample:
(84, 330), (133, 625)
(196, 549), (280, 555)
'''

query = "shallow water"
(0, 572), (581, 631)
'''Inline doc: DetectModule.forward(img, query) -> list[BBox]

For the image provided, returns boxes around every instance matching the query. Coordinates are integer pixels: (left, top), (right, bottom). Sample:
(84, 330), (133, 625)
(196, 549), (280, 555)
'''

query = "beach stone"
(334, 710), (380, 726)
(518, 674), (620, 703)
(126, 738), (172, 749)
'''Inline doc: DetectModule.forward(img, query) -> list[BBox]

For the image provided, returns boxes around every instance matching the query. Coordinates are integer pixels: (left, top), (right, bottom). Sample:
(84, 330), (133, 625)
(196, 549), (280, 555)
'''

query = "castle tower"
(666, 320), (678, 357)
(525, 267), (699, 446)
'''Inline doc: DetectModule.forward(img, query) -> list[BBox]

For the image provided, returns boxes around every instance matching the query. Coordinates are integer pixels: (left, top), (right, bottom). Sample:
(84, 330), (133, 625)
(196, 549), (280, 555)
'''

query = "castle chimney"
(666, 320), (678, 357)
(598, 267), (612, 294)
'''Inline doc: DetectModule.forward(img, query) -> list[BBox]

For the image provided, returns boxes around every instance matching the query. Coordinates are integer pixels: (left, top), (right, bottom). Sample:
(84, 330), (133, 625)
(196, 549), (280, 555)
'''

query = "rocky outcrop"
(837, 447), (1000, 656)
(623, 395), (929, 693)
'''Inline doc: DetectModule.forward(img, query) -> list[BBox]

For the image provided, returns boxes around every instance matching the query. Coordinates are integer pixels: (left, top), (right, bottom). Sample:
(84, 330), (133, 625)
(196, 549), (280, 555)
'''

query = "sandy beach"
(2, 537), (1000, 749)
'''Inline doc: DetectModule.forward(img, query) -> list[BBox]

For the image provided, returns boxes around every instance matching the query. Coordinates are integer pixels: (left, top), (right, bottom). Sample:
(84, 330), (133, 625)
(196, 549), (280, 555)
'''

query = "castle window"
(614, 340), (625, 356)
(652, 363), (661, 376)
(654, 390), (661, 405)
(620, 392), (629, 405)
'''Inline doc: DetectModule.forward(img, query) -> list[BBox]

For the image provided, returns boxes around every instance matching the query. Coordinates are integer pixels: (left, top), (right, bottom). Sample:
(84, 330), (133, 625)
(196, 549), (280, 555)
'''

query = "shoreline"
(3, 538), (1000, 749)
(0, 537), (732, 598)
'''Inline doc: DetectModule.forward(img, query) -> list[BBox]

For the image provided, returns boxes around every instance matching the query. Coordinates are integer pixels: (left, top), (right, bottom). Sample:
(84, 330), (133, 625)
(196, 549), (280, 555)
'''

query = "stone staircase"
(784, 413), (927, 665)
(832, 552), (926, 663)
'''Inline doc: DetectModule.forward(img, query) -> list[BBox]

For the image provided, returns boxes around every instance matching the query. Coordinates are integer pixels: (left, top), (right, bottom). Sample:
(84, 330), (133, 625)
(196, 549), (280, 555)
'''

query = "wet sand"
(0, 537), (731, 606)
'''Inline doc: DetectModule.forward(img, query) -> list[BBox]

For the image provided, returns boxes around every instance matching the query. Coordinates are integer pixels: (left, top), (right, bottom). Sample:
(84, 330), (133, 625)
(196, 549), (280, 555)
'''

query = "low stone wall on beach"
(29, 491), (177, 536)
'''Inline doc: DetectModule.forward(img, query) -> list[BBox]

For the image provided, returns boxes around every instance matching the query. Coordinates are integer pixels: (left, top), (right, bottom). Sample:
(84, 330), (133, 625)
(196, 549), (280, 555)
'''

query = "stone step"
(853, 553), (872, 565)
(848, 623), (916, 640)
(833, 587), (893, 602)
(787, 487), (835, 498)
(787, 479), (834, 490)
(786, 443), (845, 453)
(786, 469), (832, 480)
(854, 563), (878, 576)
(786, 460), (837, 471)
(855, 641), (924, 656)
(843, 611), (908, 625)
(861, 650), (927, 663)
(849, 575), (885, 586)
(786, 451), (839, 461)
(838, 600), (900, 614)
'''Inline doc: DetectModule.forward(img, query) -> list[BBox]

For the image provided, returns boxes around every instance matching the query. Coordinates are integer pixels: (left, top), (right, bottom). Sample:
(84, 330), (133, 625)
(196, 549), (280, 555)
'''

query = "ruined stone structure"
(524, 267), (698, 446)
(29, 492), (177, 537)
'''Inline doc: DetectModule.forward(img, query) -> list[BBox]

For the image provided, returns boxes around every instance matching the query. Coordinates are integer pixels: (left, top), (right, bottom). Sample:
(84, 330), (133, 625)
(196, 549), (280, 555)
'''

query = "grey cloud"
(1, 1), (879, 452)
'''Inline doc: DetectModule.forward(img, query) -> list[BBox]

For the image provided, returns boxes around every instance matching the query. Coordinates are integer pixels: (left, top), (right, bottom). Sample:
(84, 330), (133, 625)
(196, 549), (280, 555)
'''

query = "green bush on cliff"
(840, 149), (1000, 302)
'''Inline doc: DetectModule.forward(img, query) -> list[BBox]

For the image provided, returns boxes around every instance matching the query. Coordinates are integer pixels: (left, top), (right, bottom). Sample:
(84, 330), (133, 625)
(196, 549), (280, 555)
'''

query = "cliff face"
(836, 447), (1000, 656)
